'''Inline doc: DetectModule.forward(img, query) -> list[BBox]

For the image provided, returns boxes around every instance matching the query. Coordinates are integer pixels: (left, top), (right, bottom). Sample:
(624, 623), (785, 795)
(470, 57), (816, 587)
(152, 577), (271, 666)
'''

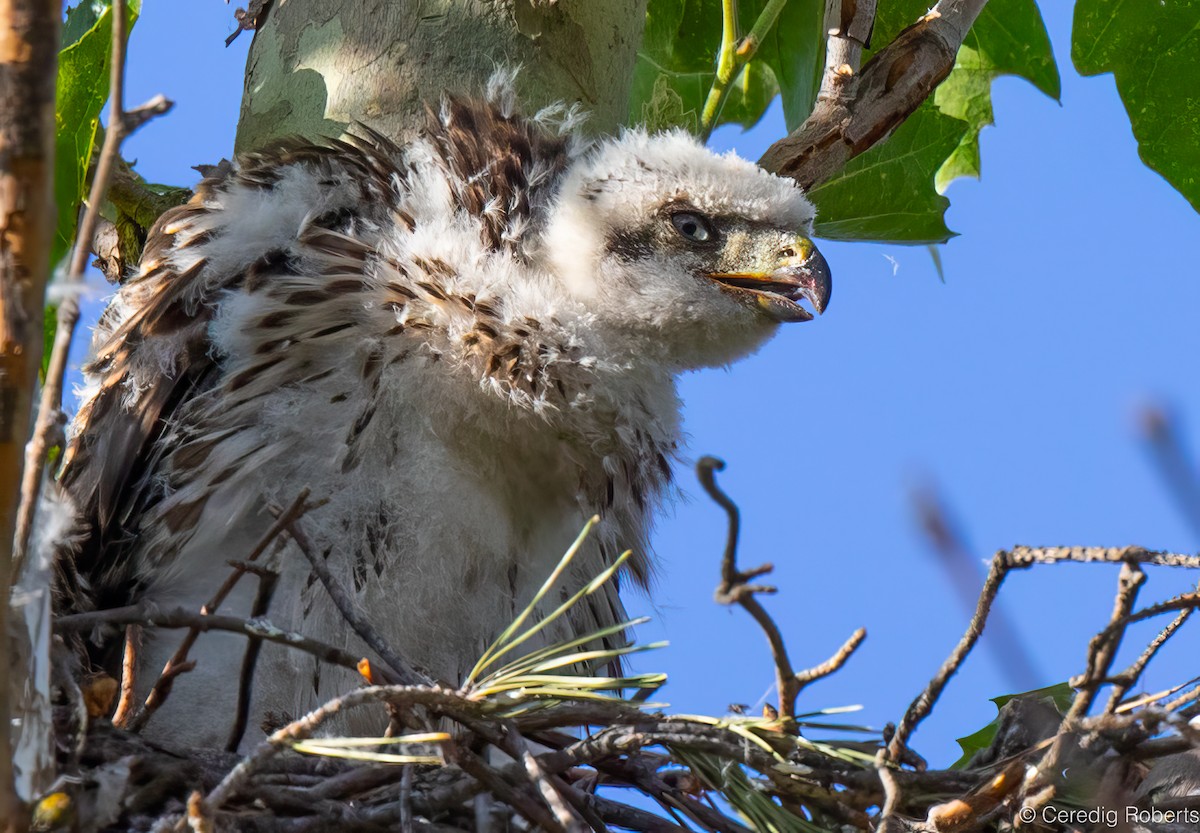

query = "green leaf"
(1072, 0), (1200, 213)
(60, 0), (110, 48)
(54, 0), (141, 270)
(808, 0), (1058, 243)
(629, 0), (824, 134)
(951, 682), (1072, 769)
(808, 105), (963, 243)
(750, 0), (825, 131)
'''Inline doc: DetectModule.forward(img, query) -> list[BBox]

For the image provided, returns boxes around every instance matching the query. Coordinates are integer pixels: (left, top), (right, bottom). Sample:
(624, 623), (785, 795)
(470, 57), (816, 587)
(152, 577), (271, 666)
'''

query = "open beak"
(706, 236), (832, 323)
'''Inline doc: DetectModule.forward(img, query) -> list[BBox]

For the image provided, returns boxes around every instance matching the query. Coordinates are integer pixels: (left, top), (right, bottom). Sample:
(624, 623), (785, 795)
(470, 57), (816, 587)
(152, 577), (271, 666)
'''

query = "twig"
(111, 624), (142, 728)
(227, 561), (281, 751)
(226, 0), (271, 47)
(1092, 590), (1200, 653)
(1070, 561), (1145, 719)
(399, 765), (415, 833)
(759, 0), (989, 189)
(12, 0), (173, 579)
(817, 0), (878, 104)
(128, 489), (315, 732)
(875, 750), (902, 819)
(511, 727), (587, 831)
(54, 606), (370, 677)
(1108, 601), (1194, 714)
(198, 686), (477, 825)
(565, 787), (691, 833)
(912, 482), (1040, 689)
(794, 627), (866, 691)
(698, 456), (864, 720)
(282, 511), (432, 687)
(1164, 681), (1200, 714)
(455, 746), (566, 833)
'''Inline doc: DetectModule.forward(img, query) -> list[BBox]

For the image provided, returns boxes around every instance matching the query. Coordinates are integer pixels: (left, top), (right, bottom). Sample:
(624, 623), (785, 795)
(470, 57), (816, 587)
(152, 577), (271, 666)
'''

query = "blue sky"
(91, 1), (1200, 768)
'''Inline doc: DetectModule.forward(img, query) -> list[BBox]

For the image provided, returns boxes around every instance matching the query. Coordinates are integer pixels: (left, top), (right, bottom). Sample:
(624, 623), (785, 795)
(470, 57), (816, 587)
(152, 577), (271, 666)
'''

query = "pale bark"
(237, 0), (648, 152)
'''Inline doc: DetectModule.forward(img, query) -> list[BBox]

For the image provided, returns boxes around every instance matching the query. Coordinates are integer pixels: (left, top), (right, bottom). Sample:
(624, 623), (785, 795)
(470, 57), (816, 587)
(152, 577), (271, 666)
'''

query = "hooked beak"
(706, 236), (832, 323)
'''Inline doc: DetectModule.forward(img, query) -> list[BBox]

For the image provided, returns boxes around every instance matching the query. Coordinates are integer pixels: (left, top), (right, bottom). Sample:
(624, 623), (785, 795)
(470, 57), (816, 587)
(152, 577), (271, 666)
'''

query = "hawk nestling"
(53, 85), (830, 747)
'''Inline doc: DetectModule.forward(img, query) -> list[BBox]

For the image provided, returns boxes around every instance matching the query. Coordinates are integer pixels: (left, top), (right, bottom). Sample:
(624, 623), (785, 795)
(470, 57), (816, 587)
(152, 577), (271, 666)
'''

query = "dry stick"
(111, 624), (142, 728)
(817, 0), (879, 104)
(54, 606), (369, 675)
(697, 456), (864, 720)
(1094, 591), (1200, 650)
(1164, 676), (1200, 713)
(1109, 592), (1198, 714)
(510, 727), (588, 832)
(195, 685), (477, 827)
(759, 0), (989, 189)
(398, 765), (415, 833)
(875, 749), (902, 820)
(1070, 561), (1146, 720)
(11, 0), (173, 579)
(127, 488), (315, 732)
(281, 512), (431, 687)
(912, 483), (1040, 689)
(227, 563), (281, 751)
(564, 787), (691, 833)
(455, 747), (567, 833)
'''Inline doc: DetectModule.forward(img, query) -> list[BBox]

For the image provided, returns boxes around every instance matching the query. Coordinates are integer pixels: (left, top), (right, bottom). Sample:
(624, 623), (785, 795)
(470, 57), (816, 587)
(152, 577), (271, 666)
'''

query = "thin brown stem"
(54, 605), (370, 676)
(698, 456), (864, 721)
(129, 489), (314, 732)
(111, 624), (141, 728)
(282, 512), (432, 687)
(1071, 563), (1145, 719)
(13, 0), (174, 580)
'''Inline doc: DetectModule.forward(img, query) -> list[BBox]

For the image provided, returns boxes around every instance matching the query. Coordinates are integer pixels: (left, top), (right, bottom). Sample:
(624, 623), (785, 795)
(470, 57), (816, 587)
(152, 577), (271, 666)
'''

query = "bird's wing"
(56, 133), (409, 613)
(56, 95), (578, 615)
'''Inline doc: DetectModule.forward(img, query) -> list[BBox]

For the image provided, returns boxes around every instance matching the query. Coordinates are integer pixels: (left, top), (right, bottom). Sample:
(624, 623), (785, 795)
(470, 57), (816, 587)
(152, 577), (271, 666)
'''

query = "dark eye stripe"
(671, 212), (714, 244)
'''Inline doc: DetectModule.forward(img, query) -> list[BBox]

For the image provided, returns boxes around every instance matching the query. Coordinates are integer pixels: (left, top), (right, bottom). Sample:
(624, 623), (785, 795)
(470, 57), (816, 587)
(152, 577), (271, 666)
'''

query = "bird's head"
(541, 129), (831, 370)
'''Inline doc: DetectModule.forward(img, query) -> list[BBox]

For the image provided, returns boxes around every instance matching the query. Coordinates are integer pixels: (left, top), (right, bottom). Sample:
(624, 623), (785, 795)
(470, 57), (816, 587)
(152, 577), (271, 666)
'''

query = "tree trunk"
(0, 0), (59, 829)
(236, 0), (647, 152)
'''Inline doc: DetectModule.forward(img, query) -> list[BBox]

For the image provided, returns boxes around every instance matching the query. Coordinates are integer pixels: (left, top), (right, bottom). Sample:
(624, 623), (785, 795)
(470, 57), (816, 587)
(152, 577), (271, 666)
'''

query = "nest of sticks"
(33, 459), (1200, 833)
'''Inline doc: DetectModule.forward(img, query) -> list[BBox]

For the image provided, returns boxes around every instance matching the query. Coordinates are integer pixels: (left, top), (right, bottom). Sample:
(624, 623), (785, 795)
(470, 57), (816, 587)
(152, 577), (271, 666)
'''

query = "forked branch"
(697, 456), (864, 720)
(759, 0), (988, 189)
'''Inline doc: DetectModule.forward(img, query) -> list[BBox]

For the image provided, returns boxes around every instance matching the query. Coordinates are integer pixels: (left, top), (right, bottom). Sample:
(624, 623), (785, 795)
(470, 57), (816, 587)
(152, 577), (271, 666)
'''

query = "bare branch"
(511, 727), (588, 831)
(12, 0), (174, 579)
(111, 624), (142, 728)
(911, 482), (1040, 688)
(1070, 562), (1145, 719)
(698, 457), (865, 721)
(759, 0), (989, 189)
(282, 511), (433, 687)
(54, 605), (370, 676)
(794, 627), (866, 691)
(129, 488), (316, 732)
(817, 0), (878, 104)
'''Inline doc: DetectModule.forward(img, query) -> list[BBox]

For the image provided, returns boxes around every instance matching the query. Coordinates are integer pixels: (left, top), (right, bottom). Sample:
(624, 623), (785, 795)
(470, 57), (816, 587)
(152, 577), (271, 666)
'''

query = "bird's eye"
(670, 212), (714, 244)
